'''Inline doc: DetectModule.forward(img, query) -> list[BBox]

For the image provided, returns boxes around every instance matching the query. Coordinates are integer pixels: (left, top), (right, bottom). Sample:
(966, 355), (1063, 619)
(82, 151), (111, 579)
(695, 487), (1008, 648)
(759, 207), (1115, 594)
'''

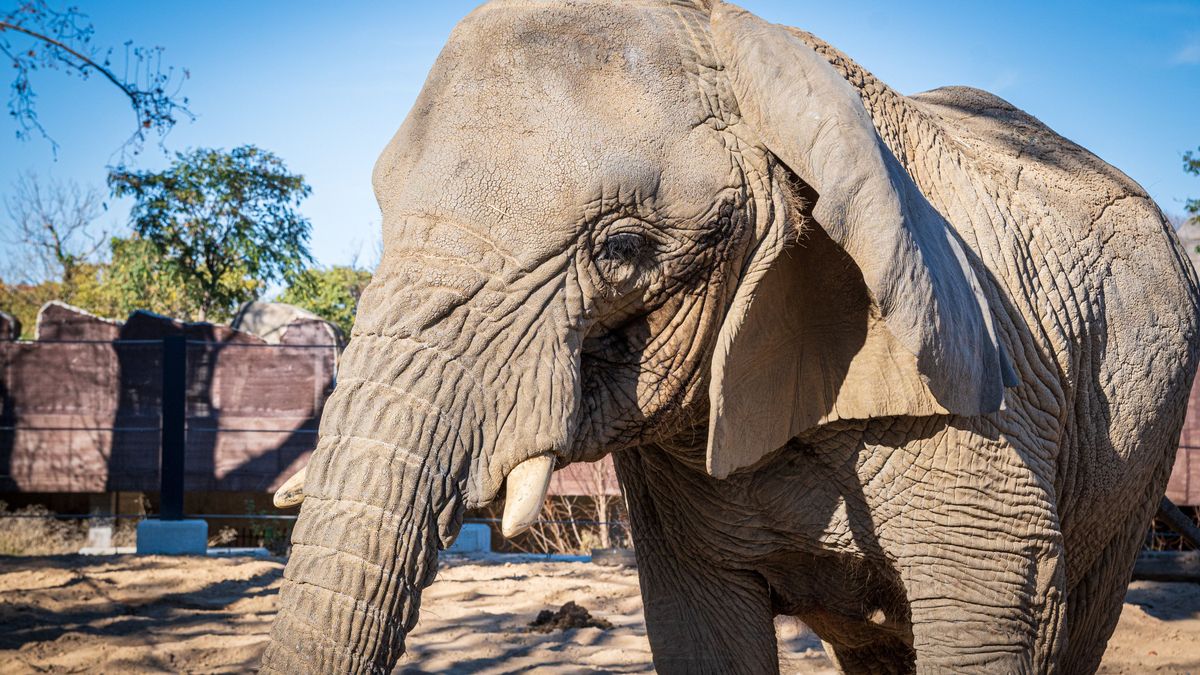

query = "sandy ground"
(0, 555), (1197, 674)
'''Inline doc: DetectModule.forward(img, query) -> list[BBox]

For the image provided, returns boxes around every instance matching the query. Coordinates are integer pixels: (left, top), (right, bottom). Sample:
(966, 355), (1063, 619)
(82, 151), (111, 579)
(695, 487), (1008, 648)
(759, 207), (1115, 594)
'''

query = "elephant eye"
(598, 232), (648, 266)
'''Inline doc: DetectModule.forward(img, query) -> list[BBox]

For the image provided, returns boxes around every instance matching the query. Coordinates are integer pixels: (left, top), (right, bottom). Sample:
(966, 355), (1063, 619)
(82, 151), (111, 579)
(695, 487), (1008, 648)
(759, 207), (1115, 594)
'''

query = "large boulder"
(231, 301), (343, 346)
(35, 301), (122, 341)
(0, 310), (19, 341)
(120, 310), (266, 344)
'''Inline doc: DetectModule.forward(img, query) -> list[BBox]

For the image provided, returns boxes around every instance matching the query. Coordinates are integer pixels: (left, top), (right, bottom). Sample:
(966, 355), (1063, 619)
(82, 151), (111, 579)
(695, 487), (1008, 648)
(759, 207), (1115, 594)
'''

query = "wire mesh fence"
(0, 337), (336, 495)
(6, 333), (1193, 556)
(0, 334), (631, 555)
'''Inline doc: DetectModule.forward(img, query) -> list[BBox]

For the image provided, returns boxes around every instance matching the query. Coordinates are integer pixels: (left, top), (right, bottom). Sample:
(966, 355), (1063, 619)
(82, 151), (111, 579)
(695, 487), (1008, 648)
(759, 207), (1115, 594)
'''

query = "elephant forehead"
(373, 0), (736, 267)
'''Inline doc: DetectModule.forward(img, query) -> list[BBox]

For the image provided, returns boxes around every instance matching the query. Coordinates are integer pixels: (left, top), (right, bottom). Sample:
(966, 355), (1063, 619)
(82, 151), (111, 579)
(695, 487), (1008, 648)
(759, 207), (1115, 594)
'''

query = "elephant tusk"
(273, 467), (307, 508)
(501, 454), (555, 538)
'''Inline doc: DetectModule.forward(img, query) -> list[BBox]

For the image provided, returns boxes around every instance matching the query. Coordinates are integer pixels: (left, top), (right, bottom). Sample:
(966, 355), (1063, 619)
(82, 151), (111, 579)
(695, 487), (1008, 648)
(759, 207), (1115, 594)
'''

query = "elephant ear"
(705, 4), (1017, 479)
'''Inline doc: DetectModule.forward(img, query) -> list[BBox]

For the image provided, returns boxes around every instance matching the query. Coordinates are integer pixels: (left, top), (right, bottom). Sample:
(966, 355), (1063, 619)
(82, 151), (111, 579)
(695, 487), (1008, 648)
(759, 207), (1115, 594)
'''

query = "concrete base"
(86, 525), (113, 549)
(79, 546), (137, 555)
(445, 523), (491, 553)
(136, 519), (208, 555)
(207, 546), (271, 557)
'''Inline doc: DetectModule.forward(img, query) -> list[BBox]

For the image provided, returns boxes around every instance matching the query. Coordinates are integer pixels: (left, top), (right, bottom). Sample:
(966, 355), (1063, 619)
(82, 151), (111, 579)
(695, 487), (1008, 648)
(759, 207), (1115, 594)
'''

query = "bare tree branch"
(0, 1), (192, 154)
(2, 171), (105, 286)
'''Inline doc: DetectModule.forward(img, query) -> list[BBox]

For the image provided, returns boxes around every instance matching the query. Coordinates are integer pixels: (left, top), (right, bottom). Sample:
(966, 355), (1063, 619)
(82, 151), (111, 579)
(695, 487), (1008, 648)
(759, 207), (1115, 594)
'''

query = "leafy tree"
(107, 145), (314, 323)
(0, 0), (191, 152)
(1186, 148), (1199, 226)
(0, 252), (150, 337)
(278, 265), (373, 336)
(1, 235), (216, 336)
(100, 234), (193, 319)
(0, 277), (57, 338)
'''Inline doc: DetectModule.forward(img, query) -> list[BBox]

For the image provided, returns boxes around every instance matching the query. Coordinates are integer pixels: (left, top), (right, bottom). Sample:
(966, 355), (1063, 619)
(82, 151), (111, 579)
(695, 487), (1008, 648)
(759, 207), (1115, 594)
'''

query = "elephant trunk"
(261, 208), (581, 671)
(260, 337), (473, 674)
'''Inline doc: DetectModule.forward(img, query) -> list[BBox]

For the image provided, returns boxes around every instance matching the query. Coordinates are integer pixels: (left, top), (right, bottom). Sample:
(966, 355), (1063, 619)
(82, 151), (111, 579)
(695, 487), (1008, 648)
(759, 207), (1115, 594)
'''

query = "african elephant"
(260, 1), (1200, 673)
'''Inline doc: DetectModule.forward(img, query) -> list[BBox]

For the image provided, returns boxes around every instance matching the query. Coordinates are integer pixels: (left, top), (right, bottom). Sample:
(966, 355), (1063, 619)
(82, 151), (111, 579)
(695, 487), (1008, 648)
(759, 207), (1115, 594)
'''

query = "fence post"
(160, 335), (186, 520)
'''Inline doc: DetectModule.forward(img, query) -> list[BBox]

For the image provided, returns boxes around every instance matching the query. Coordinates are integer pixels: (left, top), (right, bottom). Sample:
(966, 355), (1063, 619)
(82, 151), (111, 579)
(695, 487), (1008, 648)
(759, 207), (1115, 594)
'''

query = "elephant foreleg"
(615, 448), (779, 675)
(895, 497), (1067, 672)
(900, 555), (1065, 674)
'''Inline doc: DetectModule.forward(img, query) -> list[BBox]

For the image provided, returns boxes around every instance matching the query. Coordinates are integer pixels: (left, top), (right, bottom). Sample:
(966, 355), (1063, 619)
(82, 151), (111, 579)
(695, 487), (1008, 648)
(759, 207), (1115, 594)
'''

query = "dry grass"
(0, 501), (137, 555)
(476, 494), (631, 556)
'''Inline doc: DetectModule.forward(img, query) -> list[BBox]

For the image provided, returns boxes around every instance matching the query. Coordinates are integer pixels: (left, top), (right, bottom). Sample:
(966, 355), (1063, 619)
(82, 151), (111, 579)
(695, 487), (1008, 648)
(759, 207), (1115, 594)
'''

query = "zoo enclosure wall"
(1, 300), (1194, 505)
(0, 330), (619, 500)
(1, 337), (331, 494)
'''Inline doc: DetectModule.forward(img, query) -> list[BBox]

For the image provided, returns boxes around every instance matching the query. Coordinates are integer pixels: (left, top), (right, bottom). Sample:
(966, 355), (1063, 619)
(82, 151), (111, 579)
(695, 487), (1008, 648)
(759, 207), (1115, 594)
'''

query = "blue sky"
(2, 1), (1198, 273)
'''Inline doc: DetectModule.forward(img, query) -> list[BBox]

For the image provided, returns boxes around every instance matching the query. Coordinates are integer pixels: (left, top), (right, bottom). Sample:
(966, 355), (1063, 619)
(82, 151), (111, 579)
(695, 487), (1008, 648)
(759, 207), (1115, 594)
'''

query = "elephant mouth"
(275, 451), (557, 537)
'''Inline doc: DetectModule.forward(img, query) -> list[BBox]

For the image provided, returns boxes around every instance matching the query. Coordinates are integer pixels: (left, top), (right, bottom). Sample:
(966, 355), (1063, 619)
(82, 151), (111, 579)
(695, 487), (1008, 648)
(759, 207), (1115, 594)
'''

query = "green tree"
(100, 235), (193, 319)
(0, 278), (58, 338)
(107, 145), (314, 323)
(279, 265), (373, 336)
(1, 254), (152, 337)
(1186, 148), (1199, 226)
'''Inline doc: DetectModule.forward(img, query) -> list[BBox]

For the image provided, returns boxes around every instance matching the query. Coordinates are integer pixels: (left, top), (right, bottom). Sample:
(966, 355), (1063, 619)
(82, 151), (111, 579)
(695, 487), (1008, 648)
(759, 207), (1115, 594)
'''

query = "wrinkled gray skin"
(261, 1), (1200, 673)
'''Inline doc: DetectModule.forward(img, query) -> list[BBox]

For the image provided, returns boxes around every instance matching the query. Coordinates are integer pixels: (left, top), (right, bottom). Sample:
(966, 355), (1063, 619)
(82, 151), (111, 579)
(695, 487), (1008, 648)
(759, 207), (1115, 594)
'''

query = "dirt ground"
(0, 555), (1197, 674)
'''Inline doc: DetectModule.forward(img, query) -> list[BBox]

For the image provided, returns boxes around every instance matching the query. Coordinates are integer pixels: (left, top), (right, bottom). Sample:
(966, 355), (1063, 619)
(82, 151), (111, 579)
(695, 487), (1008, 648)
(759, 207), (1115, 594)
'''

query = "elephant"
(260, 1), (1200, 673)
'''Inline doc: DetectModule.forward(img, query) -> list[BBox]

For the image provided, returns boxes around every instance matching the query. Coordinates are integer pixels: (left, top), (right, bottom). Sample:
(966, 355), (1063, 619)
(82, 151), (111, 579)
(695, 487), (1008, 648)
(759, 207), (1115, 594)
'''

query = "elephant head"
(261, 1), (1014, 671)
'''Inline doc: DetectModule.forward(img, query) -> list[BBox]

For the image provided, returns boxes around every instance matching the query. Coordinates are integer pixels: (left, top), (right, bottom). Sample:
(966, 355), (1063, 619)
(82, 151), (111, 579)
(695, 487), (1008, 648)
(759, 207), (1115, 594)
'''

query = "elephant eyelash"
(597, 232), (650, 266)
(593, 230), (661, 297)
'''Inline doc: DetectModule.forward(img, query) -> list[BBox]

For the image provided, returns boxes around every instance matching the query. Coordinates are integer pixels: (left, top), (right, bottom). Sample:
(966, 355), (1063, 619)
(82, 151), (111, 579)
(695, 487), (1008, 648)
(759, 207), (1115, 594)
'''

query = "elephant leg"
(890, 497), (1068, 674)
(1058, 483), (1163, 674)
(898, 549), (1066, 674)
(878, 429), (1068, 673)
(1058, 534), (1137, 675)
(614, 448), (779, 675)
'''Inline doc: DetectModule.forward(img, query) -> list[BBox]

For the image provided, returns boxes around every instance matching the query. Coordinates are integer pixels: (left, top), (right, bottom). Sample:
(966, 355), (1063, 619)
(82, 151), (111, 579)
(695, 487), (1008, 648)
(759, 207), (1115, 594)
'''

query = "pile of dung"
(528, 601), (614, 633)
